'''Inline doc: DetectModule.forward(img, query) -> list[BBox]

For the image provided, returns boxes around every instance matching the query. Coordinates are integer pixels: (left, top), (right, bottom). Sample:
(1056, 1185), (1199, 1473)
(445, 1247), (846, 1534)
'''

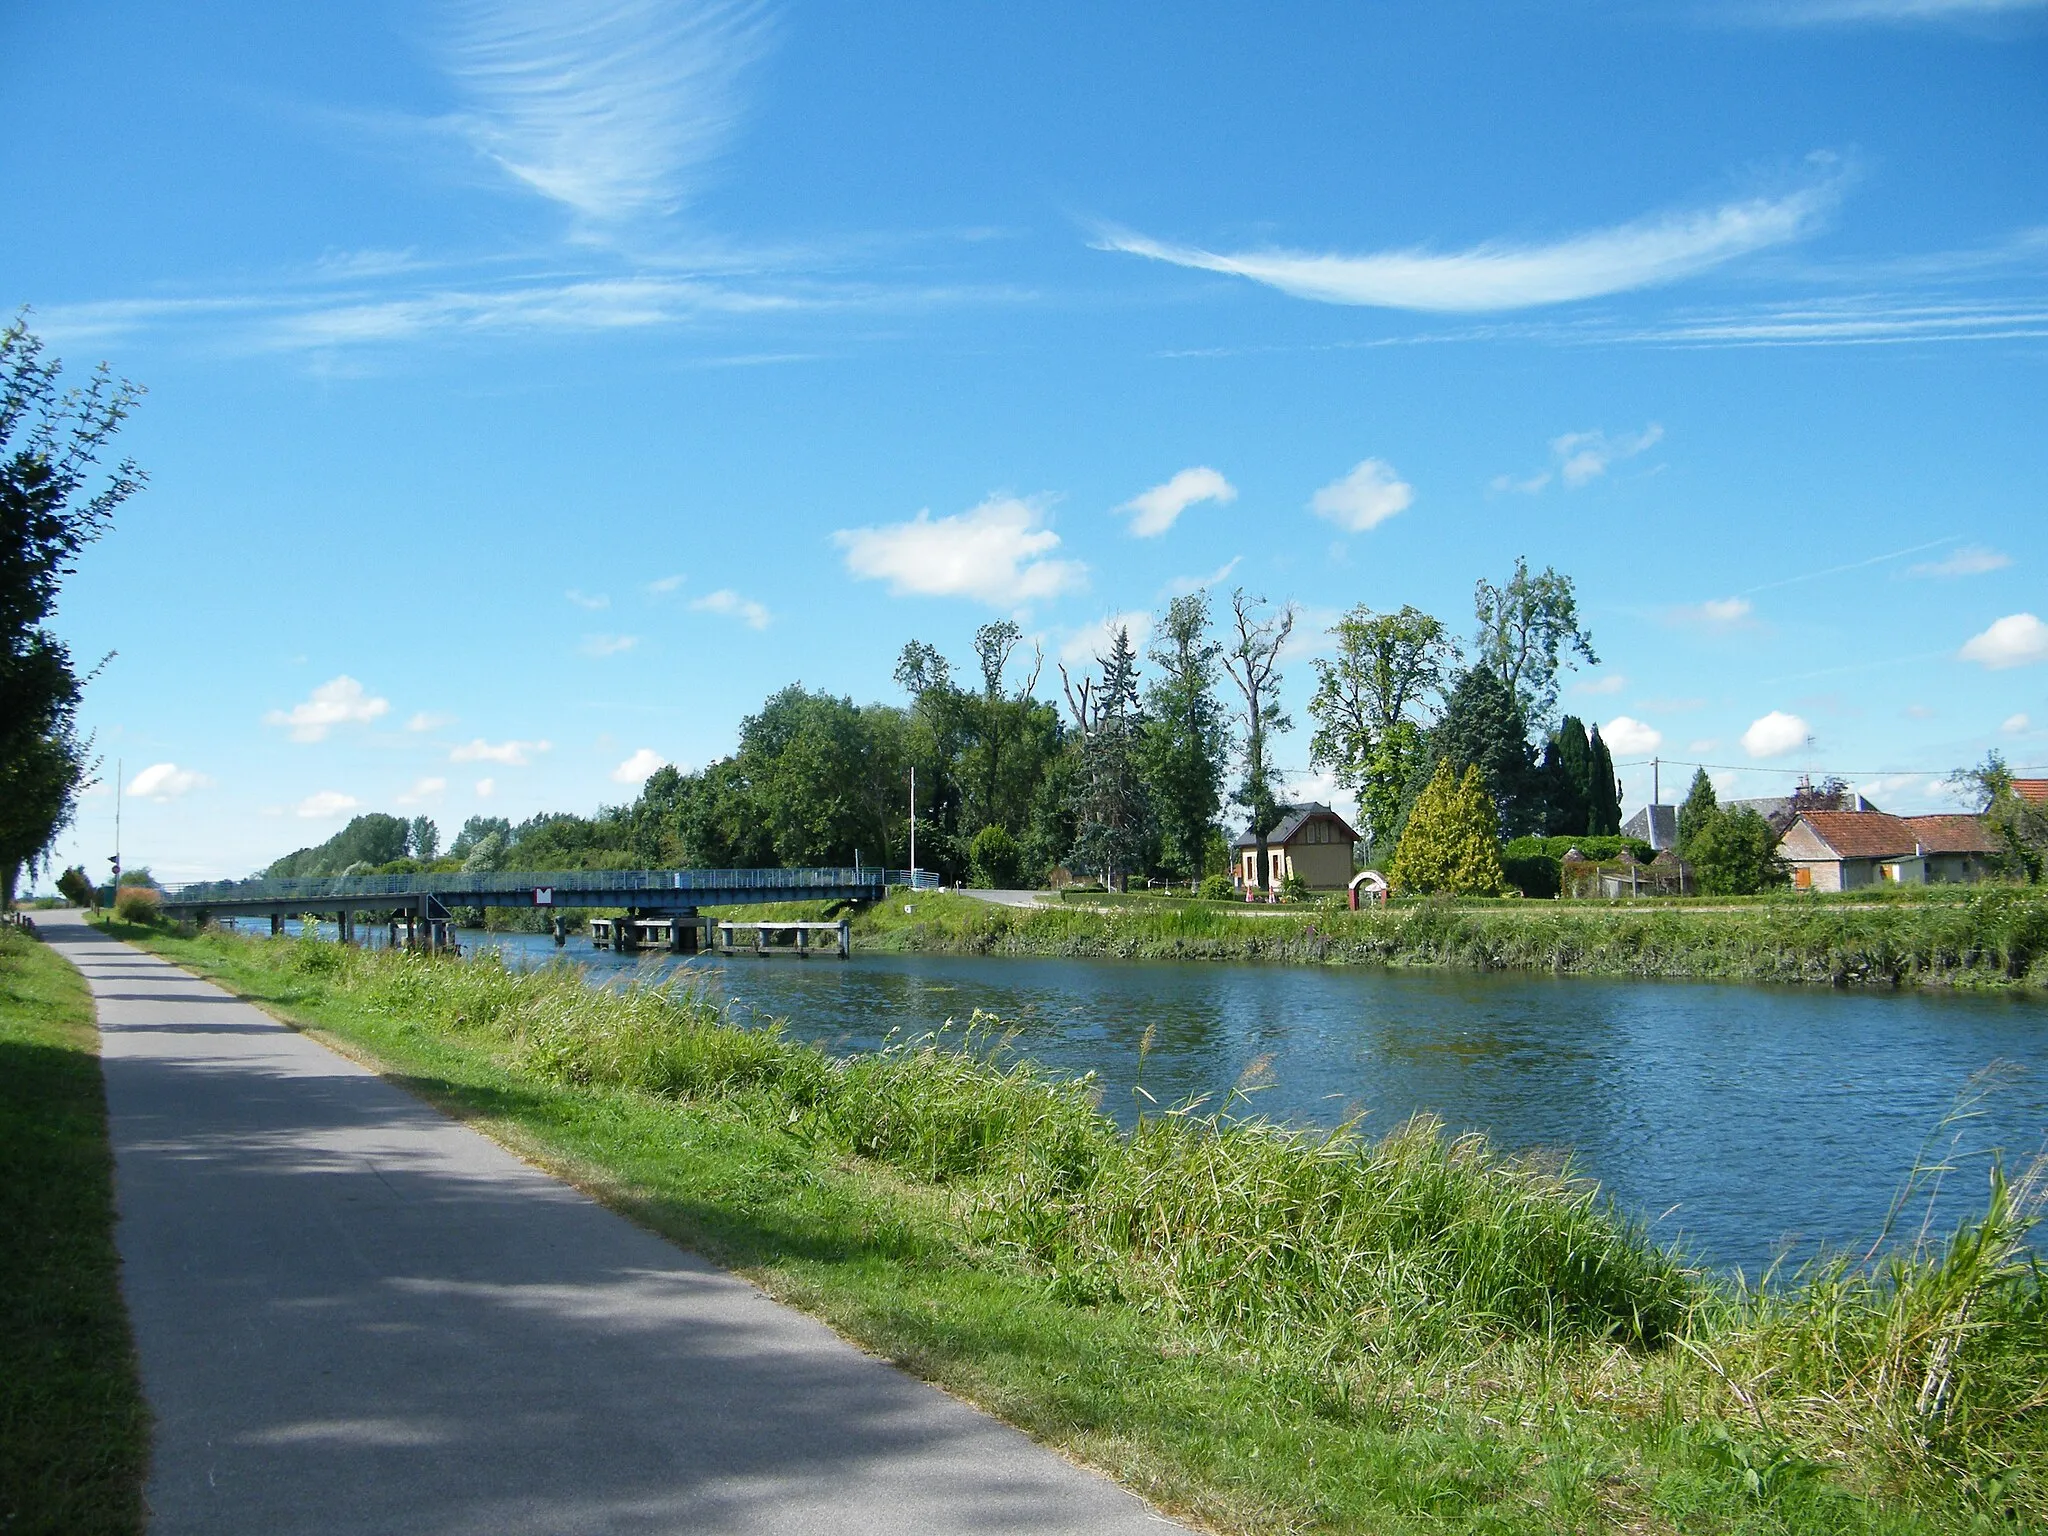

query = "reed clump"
(248, 930), (2046, 1523)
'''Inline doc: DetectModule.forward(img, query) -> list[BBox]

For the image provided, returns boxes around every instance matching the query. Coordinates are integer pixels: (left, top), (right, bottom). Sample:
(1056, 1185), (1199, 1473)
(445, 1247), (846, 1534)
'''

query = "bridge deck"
(161, 868), (893, 917)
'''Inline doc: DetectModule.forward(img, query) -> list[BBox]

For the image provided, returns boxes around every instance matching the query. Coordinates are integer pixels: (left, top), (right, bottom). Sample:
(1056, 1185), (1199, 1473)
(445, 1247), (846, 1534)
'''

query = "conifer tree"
(1388, 763), (1505, 895)
(1543, 716), (1592, 835)
(1676, 767), (1718, 858)
(1585, 725), (1622, 836)
(1069, 626), (1151, 889)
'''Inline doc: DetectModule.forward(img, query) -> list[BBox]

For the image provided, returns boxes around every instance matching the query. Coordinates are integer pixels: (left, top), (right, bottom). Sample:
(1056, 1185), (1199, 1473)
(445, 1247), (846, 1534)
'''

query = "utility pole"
(1653, 756), (1660, 805)
(908, 765), (917, 886)
(111, 757), (123, 887)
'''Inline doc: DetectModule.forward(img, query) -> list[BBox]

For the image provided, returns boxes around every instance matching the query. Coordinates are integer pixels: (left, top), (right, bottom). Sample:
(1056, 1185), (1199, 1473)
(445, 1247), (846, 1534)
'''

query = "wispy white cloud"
(1115, 467), (1236, 538)
(265, 676), (390, 743)
(1668, 596), (1756, 628)
(1742, 711), (1811, 758)
(566, 588), (610, 609)
(835, 496), (1087, 607)
(451, 737), (552, 765)
(297, 790), (362, 820)
(1910, 544), (2012, 578)
(2004, 712), (2033, 734)
(406, 711), (454, 732)
(1162, 556), (1242, 597)
(646, 572), (687, 595)
(439, 0), (773, 223)
(1960, 612), (2048, 669)
(1309, 460), (1413, 532)
(690, 589), (771, 628)
(580, 633), (639, 656)
(127, 763), (210, 802)
(611, 747), (668, 783)
(1494, 424), (1663, 493)
(397, 776), (447, 804)
(1737, 0), (2046, 25)
(475, 777), (498, 798)
(1574, 673), (1628, 696)
(1099, 173), (1841, 312)
(1060, 611), (1153, 665)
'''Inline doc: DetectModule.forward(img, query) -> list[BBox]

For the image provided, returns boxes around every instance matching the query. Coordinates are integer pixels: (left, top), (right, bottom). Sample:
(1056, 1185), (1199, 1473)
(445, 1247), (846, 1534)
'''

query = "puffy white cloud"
(580, 634), (639, 657)
(1742, 711), (1811, 759)
(406, 711), (453, 732)
(1099, 179), (1838, 312)
(264, 676), (390, 743)
(1116, 466), (1236, 537)
(565, 588), (610, 609)
(1960, 612), (2048, 669)
(611, 748), (668, 784)
(1910, 544), (2011, 578)
(2003, 713), (2032, 734)
(397, 776), (446, 804)
(690, 589), (772, 629)
(296, 790), (361, 820)
(835, 496), (1086, 606)
(450, 738), (551, 766)
(1060, 610), (1152, 665)
(127, 763), (210, 802)
(475, 777), (497, 799)
(1601, 716), (1664, 755)
(1309, 459), (1413, 533)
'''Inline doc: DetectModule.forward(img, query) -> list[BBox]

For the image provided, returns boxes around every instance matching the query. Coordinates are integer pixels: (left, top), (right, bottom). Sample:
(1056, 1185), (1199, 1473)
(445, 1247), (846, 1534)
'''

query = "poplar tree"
(1389, 763), (1505, 895)
(1069, 627), (1151, 890)
(1139, 592), (1229, 881)
(1221, 589), (1295, 893)
(1586, 725), (1622, 836)
(1543, 716), (1593, 836)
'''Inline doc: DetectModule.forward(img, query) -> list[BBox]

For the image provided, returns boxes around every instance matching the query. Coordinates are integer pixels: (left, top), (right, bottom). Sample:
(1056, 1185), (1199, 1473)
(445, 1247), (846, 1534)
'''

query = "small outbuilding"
(1231, 802), (1362, 892)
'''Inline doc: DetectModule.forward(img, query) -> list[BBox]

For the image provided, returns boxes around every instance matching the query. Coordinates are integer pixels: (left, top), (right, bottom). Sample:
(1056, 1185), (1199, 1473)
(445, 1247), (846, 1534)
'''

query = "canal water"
(333, 920), (2048, 1275)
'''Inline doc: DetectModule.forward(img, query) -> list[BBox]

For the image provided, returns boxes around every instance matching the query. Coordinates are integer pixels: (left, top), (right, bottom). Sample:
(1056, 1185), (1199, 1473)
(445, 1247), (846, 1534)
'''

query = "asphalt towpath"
(44, 912), (1184, 1536)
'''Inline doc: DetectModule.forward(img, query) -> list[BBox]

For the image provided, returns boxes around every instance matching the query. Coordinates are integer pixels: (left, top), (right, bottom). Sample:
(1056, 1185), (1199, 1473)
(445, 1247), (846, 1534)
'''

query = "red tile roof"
(2015, 778), (2048, 806)
(1793, 810), (1999, 859)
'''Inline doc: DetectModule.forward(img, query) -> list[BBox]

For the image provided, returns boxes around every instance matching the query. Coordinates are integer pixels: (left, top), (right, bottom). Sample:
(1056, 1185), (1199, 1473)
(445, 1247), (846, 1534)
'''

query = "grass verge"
(840, 889), (2048, 991)
(106, 916), (2046, 1535)
(0, 926), (147, 1536)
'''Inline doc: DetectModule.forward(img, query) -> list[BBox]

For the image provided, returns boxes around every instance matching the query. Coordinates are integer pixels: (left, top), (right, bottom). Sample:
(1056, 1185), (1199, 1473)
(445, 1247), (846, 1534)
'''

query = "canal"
(454, 928), (2045, 1275)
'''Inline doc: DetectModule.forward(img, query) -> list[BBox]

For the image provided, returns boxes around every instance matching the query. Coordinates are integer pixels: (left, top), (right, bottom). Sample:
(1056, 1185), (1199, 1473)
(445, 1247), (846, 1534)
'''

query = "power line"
(1614, 757), (2048, 778)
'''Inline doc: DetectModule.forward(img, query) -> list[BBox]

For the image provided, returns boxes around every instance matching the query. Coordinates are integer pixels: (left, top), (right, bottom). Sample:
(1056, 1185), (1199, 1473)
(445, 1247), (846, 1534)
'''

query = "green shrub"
(1501, 852), (1562, 899)
(111, 886), (161, 924)
(1197, 872), (1234, 901)
(968, 824), (1022, 888)
(1505, 835), (1655, 863)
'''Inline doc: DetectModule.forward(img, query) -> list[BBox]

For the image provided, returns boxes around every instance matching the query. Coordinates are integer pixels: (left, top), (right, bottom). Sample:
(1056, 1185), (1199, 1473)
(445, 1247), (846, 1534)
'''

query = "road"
(43, 912), (1181, 1536)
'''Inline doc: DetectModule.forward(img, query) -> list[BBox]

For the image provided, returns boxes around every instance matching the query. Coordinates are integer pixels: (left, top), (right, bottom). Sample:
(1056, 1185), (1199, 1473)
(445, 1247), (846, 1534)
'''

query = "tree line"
(260, 562), (1625, 894)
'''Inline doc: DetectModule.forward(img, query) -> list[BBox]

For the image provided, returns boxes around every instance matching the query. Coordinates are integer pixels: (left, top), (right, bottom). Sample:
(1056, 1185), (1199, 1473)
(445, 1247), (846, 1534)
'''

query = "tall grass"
(251, 926), (2047, 1519)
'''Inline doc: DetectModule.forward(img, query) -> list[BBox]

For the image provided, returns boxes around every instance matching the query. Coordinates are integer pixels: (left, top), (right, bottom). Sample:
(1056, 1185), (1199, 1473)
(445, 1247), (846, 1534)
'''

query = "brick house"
(1776, 810), (2001, 892)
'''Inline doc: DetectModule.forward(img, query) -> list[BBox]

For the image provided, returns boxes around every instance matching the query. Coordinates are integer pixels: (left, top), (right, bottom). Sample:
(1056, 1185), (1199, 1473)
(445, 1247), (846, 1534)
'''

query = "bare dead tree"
(1221, 589), (1295, 894)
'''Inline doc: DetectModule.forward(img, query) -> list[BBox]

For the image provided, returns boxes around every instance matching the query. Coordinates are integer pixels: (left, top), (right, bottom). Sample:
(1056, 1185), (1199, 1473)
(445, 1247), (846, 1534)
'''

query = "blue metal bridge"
(159, 867), (898, 951)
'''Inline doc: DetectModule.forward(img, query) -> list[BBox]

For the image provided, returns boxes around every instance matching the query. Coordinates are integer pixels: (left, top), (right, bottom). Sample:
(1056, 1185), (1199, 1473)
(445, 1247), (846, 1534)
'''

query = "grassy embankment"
(103, 915), (2048, 1534)
(828, 889), (2048, 990)
(0, 926), (147, 1536)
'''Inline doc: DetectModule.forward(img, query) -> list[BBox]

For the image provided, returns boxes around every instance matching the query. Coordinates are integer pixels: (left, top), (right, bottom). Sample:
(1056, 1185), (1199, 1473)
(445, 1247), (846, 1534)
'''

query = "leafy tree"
(1676, 768), (1718, 859)
(1472, 557), (1596, 729)
(1585, 724), (1622, 836)
(1069, 626), (1152, 890)
(1428, 665), (1539, 837)
(55, 864), (95, 907)
(408, 815), (440, 863)
(1, 315), (147, 904)
(448, 816), (512, 859)
(1389, 763), (1505, 896)
(1688, 807), (1787, 895)
(1949, 750), (2047, 882)
(1222, 589), (1295, 893)
(461, 830), (508, 873)
(265, 813), (411, 877)
(1139, 591), (1230, 880)
(1308, 603), (1453, 852)
(968, 824), (1022, 888)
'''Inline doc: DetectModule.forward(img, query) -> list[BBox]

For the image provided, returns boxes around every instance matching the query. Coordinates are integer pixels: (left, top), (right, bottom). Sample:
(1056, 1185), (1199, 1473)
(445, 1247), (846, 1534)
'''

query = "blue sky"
(7, 0), (2046, 882)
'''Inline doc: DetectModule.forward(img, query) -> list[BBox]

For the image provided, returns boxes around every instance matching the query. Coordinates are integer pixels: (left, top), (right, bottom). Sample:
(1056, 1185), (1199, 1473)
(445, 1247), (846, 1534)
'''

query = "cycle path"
(45, 912), (1182, 1536)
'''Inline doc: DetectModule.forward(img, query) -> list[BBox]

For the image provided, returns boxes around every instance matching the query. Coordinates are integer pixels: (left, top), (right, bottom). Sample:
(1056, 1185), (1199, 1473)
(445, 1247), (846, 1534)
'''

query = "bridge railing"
(160, 867), (893, 907)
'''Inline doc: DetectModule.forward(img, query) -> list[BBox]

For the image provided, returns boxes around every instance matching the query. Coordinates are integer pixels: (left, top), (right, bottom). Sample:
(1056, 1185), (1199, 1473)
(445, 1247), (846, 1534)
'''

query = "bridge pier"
(270, 914), (283, 938)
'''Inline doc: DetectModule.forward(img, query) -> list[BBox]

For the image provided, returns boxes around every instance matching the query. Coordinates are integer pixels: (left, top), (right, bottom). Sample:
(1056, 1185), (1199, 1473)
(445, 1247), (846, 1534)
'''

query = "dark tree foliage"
(1585, 725), (1622, 837)
(0, 315), (146, 904)
(448, 816), (512, 858)
(1689, 807), (1788, 896)
(1069, 626), (1153, 890)
(265, 814), (412, 877)
(408, 815), (440, 863)
(1428, 665), (1540, 837)
(1542, 717), (1593, 836)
